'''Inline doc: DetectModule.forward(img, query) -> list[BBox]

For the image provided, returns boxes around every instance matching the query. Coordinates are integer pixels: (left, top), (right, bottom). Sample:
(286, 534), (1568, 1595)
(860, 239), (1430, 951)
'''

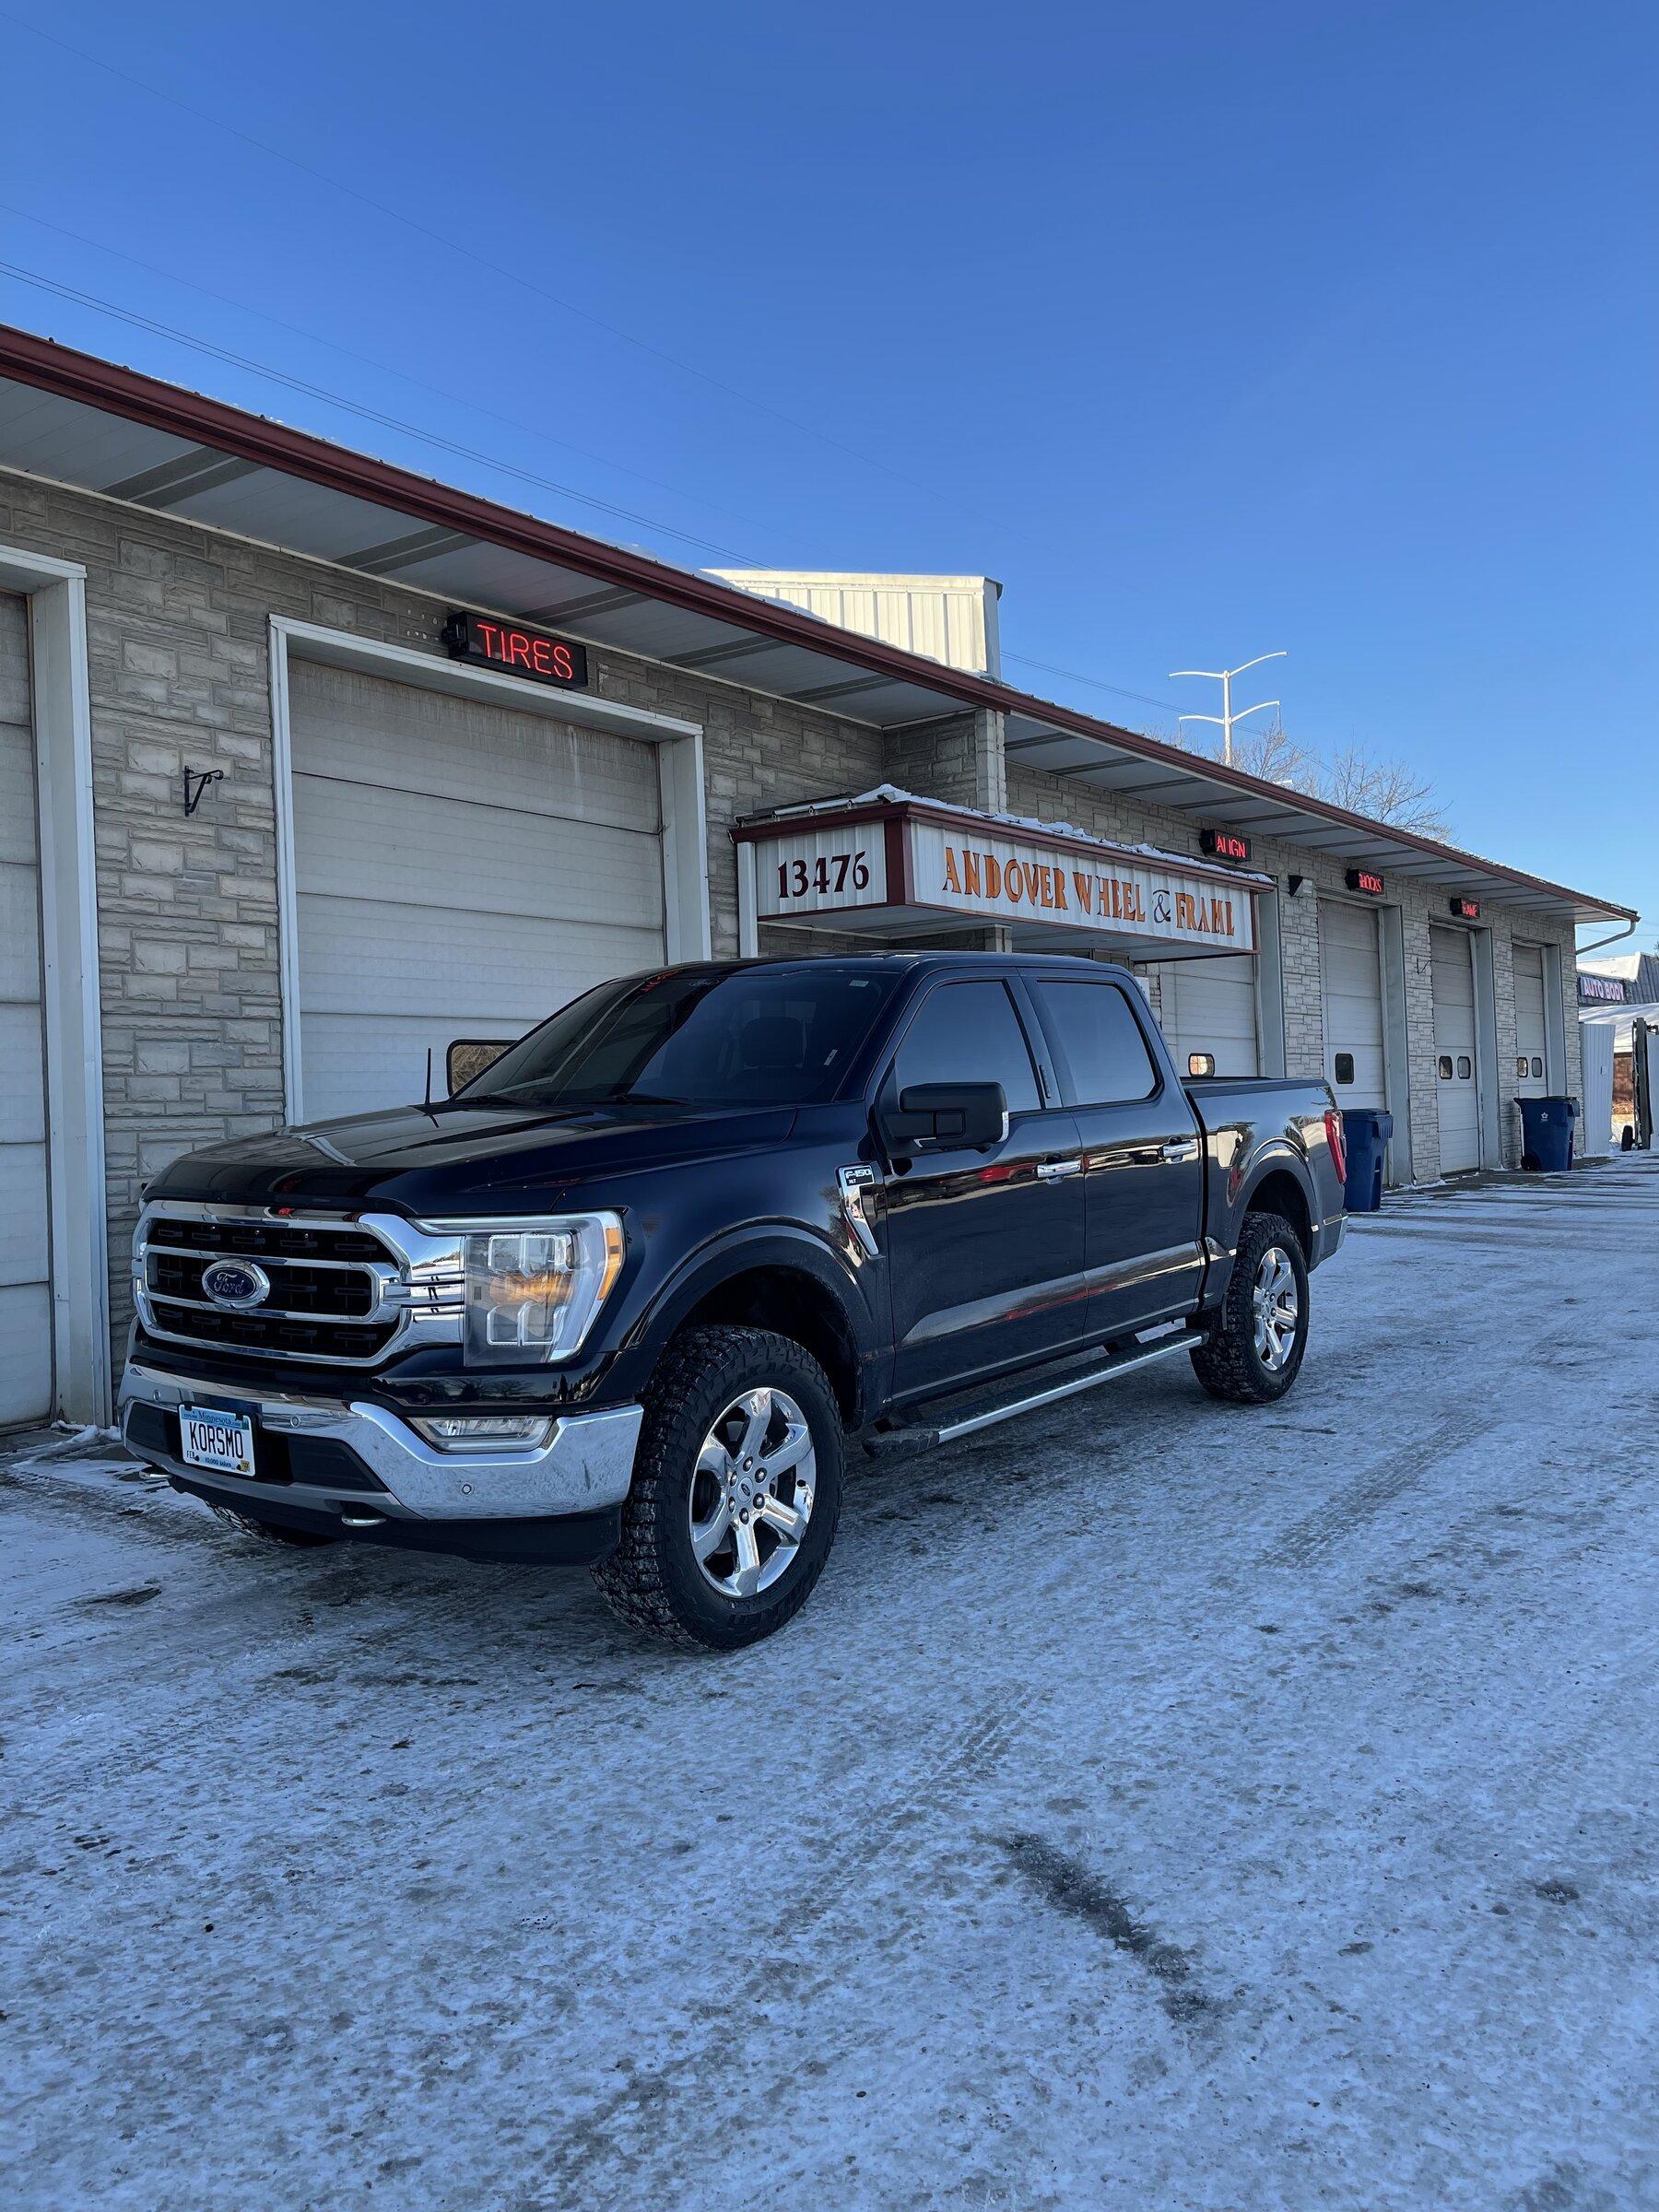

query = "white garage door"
(1513, 942), (1549, 1098)
(0, 592), (53, 1427)
(1430, 924), (1482, 1173)
(1319, 899), (1387, 1110)
(289, 661), (668, 1123)
(1149, 954), (1259, 1076)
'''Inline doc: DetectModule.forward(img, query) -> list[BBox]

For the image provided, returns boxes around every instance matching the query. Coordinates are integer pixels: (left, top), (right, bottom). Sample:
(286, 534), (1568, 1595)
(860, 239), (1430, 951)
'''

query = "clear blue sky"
(2, 1), (1652, 938)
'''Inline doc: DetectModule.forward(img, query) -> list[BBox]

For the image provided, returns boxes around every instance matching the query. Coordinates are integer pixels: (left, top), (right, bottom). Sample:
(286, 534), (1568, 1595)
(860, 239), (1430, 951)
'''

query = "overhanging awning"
(0, 321), (1636, 933)
(734, 790), (1265, 958)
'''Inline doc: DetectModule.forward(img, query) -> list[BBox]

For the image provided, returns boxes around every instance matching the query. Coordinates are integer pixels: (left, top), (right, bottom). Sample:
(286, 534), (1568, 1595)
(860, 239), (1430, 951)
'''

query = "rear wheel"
(1191, 1210), (1310, 1404)
(206, 1500), (339, 1547)
(593, 1325), (843, 1651)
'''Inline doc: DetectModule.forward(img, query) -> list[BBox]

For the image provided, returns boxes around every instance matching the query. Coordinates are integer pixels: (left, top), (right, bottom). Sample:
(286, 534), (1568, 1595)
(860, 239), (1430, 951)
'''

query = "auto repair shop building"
(0, 326), (1635, 1427)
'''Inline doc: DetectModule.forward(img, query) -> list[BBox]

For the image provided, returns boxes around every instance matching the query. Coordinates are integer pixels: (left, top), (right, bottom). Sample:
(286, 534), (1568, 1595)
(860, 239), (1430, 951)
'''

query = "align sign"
(743, 797), (1258, 953)
(442, 609), (589, 689)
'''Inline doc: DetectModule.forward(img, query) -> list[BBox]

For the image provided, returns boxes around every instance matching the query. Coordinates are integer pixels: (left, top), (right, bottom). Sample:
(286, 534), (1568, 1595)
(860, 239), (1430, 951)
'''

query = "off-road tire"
(206, 1501), (339, 1547)
(593, 1325), (844, 1652)
(1191, 1209), (1311, 1405)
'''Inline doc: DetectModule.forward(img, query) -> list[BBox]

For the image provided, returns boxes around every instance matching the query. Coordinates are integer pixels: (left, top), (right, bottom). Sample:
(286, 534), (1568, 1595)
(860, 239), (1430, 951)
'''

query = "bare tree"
(1224, 720), (1317, 791)
(1164, 717), (1451, 839)
(1318, 747), (1451, 840)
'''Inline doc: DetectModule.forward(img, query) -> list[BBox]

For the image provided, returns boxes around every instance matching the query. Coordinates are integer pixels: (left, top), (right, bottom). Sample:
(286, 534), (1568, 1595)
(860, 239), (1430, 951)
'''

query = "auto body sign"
(754, 804), (1256, 953)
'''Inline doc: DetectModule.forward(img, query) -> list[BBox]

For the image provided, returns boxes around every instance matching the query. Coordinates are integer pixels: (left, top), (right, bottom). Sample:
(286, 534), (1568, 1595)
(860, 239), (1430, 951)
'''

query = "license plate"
(179, 1406), (255, 1477)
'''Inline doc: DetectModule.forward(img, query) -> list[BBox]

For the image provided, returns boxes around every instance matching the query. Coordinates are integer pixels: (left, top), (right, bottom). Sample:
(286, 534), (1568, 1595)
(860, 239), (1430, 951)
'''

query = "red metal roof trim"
(0, 323), (1635, 924)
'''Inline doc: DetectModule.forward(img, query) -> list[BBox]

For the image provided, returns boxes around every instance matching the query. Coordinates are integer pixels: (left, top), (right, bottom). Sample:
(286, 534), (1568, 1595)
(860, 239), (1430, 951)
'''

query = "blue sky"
(2, 1), (1652, 938)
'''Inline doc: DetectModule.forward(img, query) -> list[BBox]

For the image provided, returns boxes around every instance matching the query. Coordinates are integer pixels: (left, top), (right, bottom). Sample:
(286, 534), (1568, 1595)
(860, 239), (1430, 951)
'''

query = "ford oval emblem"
(201, 1257), (271, 1311)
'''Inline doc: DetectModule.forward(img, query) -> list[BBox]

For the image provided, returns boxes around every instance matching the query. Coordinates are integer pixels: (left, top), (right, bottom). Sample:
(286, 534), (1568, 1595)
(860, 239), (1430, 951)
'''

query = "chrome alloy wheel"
(688, 1387), (818, 1600)
(1252, 1245), (1300, 1371)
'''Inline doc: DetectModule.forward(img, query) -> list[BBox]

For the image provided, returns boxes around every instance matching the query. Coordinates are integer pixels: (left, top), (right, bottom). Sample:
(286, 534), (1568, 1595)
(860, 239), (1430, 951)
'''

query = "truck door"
(1026, 976), (1206, 1340)
(877, 975), (1087, 1402)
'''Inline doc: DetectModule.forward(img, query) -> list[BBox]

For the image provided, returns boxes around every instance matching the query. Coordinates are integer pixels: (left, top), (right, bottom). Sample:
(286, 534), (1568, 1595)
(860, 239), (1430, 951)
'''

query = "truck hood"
(146, 1098), (799, 1217)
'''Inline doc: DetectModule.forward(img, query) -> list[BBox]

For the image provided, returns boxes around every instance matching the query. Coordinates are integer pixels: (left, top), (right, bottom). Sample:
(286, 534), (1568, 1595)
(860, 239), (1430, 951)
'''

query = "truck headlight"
(459, 1216), (624, 1365)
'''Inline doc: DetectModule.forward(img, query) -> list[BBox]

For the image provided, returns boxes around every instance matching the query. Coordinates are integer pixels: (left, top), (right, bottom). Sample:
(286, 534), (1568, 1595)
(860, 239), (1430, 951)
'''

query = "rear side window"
(1033, 982), (1159, 1105)
(892, 981), (1041, 1113)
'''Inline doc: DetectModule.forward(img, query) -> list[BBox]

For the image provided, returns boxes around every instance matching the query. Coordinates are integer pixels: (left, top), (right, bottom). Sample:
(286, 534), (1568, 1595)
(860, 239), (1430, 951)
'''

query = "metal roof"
(0, 322), (1633, 927)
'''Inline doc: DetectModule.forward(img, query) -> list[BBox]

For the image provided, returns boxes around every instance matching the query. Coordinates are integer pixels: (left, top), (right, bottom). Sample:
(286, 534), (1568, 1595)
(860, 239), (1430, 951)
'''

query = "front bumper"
(118, 1359), (643, 1526)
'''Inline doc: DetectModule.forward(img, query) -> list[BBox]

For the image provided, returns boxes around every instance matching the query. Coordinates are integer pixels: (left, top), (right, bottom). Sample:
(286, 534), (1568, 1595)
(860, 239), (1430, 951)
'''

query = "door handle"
(1160, 1139), (1202, 1164)
(1036, 1157), (1083, 1181)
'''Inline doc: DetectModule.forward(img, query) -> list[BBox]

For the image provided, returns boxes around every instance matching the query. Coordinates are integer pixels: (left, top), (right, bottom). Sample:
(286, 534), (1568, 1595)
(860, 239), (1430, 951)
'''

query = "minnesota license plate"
(179, 1406), (255, 1477)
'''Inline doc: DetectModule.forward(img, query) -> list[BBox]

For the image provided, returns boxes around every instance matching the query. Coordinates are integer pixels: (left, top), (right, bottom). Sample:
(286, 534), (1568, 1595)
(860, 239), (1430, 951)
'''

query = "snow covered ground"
(6, 1158), (1657, 2211)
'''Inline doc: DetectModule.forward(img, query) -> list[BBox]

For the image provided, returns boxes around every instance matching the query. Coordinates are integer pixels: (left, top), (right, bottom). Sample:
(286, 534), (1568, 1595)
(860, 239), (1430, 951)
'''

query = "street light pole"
(1169, 652), (1287, 767)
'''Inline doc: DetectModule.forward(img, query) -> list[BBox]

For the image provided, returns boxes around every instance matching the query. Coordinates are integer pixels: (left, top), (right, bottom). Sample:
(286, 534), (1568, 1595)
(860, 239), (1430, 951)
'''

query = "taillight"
(1324, 1107), (1347, 1187)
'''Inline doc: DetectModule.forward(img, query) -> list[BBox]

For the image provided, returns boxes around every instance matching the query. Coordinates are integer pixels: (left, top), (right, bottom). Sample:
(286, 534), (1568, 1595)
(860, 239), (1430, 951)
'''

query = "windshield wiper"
(464, 1084), (693, 1110)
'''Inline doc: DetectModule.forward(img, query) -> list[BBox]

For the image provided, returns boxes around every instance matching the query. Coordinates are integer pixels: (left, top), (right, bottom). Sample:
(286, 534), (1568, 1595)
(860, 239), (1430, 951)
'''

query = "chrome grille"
(146, 1216), (387, 1264)
(149, 1248), (377, 1319)
(133, 1203), (465, 1368)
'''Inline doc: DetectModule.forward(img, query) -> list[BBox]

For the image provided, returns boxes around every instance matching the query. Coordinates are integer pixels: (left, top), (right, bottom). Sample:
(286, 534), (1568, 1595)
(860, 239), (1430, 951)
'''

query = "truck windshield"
(457, 968), (900, 1110)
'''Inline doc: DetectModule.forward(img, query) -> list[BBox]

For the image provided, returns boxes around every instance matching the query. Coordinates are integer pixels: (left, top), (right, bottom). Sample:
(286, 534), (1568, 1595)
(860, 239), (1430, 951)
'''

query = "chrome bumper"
(118, 1360), (642, 1524)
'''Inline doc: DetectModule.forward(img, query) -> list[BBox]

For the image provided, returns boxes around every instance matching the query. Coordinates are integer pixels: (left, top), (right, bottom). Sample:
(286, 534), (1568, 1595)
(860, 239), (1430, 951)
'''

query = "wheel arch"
(635, 1232), (877, 1425)
(1240, 1160), (1313, 1259)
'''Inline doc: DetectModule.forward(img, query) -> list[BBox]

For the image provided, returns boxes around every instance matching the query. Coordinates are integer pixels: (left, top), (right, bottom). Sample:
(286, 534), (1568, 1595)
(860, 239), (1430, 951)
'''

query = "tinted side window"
(1034, 982), (1159, 1105)
(893, 981), (1041, 1113)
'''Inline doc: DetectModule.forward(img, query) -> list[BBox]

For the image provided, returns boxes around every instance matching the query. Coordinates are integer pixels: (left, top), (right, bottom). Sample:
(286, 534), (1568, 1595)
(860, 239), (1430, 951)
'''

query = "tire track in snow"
(516, 1693), (1030, 2202)
(1258, 1401), (1499, 1570)
(1255, 1305), (1582, 1571)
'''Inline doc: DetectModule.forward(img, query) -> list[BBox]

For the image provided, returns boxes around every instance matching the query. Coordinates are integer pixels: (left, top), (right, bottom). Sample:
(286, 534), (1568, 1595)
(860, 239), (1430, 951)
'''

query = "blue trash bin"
(1517, 1095), (1577, 1172)
(1340, 1108), (1393, 1212)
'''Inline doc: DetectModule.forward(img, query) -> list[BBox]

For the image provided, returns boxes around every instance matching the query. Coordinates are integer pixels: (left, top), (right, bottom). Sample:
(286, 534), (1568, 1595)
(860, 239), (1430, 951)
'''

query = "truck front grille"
(149, 1248), (378, 1319)
(147, 1216), (388, 1265)
(142, 1300), (396, 1362)
(134, 1206), (465, 1369)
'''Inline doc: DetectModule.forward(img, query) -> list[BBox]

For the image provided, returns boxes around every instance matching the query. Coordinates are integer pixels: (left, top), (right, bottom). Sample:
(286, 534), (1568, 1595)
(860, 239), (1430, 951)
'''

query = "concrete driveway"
(6, 1157), (1657, 2211)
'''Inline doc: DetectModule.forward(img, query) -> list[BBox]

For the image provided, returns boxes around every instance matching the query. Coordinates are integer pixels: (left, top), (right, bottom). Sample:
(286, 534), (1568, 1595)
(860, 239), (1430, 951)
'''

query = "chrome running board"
(865, 1327), (1205, 1456)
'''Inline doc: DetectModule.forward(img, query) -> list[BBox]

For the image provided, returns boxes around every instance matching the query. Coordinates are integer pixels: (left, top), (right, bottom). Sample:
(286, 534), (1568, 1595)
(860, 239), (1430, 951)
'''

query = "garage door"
(1319, 899), (1387, 1110)
(0, 591), (53, 1426)
(289, 660), (668, 1123)
(1148, 954), (1259, 1076)
(1430, 924), (1482, 1173)
(1513, 942), (1549, 1099)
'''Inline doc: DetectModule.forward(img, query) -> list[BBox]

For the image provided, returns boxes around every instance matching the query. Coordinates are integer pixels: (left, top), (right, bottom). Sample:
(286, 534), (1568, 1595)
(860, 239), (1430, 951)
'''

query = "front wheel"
(593, 1325), (843, 1651)
(1191, 1210), (1311, 1404)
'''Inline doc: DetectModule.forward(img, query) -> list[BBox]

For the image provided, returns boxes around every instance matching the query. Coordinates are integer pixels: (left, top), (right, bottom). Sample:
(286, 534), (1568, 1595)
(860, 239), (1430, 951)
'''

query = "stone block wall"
(883, 707), (1006, 813)
(0, 471), (884, 1358)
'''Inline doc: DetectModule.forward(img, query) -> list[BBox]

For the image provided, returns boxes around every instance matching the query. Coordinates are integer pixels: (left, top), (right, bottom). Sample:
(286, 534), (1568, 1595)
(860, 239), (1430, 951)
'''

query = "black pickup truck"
(121, 953), (1347, 1648)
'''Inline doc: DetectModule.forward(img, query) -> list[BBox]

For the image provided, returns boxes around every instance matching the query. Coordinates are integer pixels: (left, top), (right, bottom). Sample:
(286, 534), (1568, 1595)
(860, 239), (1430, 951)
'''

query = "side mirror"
(446, 1039), (514, 1093)
(1187, 1052), (1217, 1078)
(881, 1081), (1008, 1155)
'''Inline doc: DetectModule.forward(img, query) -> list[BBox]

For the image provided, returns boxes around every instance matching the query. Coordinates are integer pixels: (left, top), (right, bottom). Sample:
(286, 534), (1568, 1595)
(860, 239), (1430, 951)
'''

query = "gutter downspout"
(1576, 917), (1640, 959)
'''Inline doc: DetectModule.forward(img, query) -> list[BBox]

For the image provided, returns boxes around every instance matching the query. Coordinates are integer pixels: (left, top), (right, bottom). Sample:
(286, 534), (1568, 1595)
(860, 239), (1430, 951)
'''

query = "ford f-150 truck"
(120, 953), (1347, 1649)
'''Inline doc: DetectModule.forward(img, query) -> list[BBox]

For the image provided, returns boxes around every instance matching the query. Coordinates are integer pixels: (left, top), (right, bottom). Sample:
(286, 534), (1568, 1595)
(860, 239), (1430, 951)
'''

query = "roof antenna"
(424, 1047), (435, 1112)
